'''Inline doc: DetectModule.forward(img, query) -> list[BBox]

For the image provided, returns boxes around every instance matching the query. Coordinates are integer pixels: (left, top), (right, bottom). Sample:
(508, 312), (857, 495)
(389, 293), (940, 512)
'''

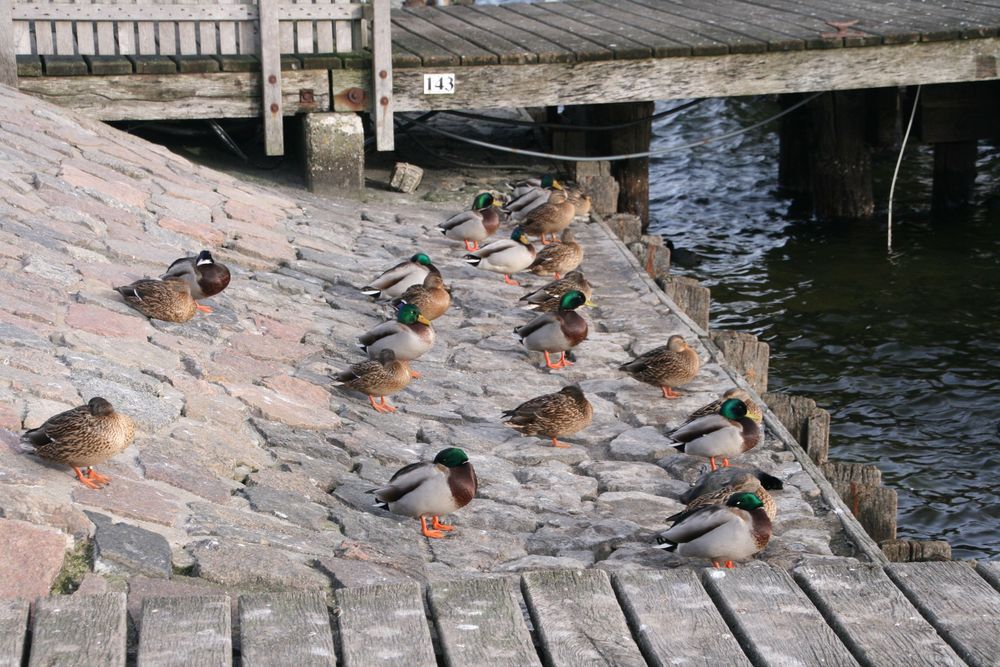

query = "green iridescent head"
(411, 253), (432, 267)
(472, 192), (495, 210)
(727, 492), (764, 511)
(433, 447), (469, 467)
(558, 290), (587, 311)
(396, 303), (430, 325)
(541, 175), (563, 189)
(510, 226), (531, 245)
(719, 398), (748, 421)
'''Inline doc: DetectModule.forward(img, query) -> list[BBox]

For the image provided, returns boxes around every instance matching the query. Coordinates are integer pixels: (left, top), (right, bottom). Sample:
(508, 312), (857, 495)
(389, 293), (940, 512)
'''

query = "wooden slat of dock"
(335, 582), (437, 667)
(137, 596), (232, 667)
(238, 592), (336, 667)
(887, 561), (1000, 667)
(794, 562), (965, 666)
(29, 593), (127, 667)
(444, 5), (576, 64)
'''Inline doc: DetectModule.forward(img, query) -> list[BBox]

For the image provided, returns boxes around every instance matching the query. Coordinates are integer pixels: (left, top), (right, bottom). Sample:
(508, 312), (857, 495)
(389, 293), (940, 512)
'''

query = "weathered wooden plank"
(77, 16), (96, 55)
(427, 578), (541, 667)
(54, 19), (74, 54)
(129, 55), (178, 74)
(736, 0), (896, 46)
(85, 55), (134, 75)
(136, 21), (156, 55)
(499, 4), (615, 61)
(96, 20), (115, 54)
(294, 0), (314, 54)
(526, 2), (652, 59)
(178, 21), (198, 54)
(260, 0), (284, 155)
(336, 582), (436, 667)
(603, 0), (768, 54)
(239, 592), (336, 667)
(0, 0), (17, 85)
(373, 0), (393, 151)
(19, 70), (328, 120)
(0, 600), (29, 667)
(442, 5), (575, 64)
(35, 19), (54, 54)
(794, 562), (965, 666)
(887, 561), (1000, 667)
(116, 20), (135, 55)
(703, 565), (861, 667)
(16, 54), (43, 77)
(622, 0), (793, 53)
(393, 12), (497, 65)
(42, 54), (88, 75)
(549, 1), (692, 57)
(333, 0), (352, 52)
(656, 0), (809, 51)
(199, 20), (217, 55)
(612, 569), (751, 667)
(417, 6), (536, 65)
(976, 559), (1000, 592)
(12, 4), (257, 22)
(159, 21), (177, 56)
(388, 38), (1000, 111)
(710, 330), (769, 394)
(173, 55), (221, 73)
(389, 16), (460, 66)
(30, 593), (127, 667)
(521, 569), (646, 667)
(137, 596), (232, 667)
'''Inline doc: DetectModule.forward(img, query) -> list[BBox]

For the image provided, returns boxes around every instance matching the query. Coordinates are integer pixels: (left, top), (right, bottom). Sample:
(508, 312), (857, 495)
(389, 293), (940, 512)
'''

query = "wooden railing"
(0, 0), (394, 153)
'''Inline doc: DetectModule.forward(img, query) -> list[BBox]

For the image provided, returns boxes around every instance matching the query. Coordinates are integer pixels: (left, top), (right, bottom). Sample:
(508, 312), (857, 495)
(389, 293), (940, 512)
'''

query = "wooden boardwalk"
(3, 561), (1000, 666)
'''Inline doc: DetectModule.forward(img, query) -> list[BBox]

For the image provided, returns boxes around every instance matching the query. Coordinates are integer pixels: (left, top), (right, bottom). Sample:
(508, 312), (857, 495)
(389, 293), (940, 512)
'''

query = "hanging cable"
(440, 98), (704, 131)
(888, 85), (921, 253)
(400, 127), (550, 171)
(397, 92), (823, 162)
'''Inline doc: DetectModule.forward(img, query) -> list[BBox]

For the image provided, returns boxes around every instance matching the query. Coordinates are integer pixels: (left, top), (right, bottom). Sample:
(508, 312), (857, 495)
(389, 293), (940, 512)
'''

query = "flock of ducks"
(19, 177), (776, 567)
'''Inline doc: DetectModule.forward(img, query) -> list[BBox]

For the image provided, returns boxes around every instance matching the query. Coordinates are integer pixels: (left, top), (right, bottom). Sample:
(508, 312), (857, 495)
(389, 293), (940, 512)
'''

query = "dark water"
(648, 97), (1000, 559)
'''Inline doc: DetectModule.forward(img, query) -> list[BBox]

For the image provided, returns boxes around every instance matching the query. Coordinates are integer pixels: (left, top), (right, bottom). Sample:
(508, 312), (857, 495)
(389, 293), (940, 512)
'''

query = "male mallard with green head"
(388, 272), (451, 321)
(463, 226), (536, 286)
(513, 290), (588, 370)
(519, 270), (593, 313)
(502, 385), (593, 448)
(676, 468), (779, 521)
(114, 276), (197, 323)
(619, 334), (700, 399)
(161, 250), (231, 313)
(358, 303), (435, 367)
(331, 349), (412, 413)
(528, 227), (583, 280)
(370, 447), (477, 539)
(685, 387), (763, 425)
(362, 253), (439, 299)
(655, 492), (772, 568)
(21, 397), (135, 489)
(668, 398), (761, 471)
(439, 192), (503, 251)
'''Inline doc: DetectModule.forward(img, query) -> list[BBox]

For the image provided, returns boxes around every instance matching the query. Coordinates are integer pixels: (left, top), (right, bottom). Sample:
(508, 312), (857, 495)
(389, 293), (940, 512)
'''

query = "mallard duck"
(566, 189), (592, 217)
(513, 290), (588, 369)
(439, 192), (503, 251)
(680, 466), (783, 505)
(619, 334), (700, 399)
(389, 272), (451, 321)
(668, 398), (761, 471)
(369, 447), (477, 539)
(655, 492), (772, 568)
(462, 226), (536, 286)
(675, 468), (779, 521)
(519, 270), (593, 313)
(684, 388), (763, 425)
(358, 303), (434, 366)
(161, 250), (231, 313)
(331, 349), (411, 413)
(114, 277), (197, 323)
(501, 385), (593, 448)
(528, 227), (583, 280)
(21, 397), (135, 490)
(505, 175), (562, 215)
(362, 253), (439, 299)
(521, 190), (576, 245)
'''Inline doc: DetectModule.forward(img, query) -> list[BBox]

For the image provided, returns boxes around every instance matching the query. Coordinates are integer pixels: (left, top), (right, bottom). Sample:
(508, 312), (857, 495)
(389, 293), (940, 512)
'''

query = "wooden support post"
(881, 539), (952, 562)
(0, 0), (16, 87)
(259, 0), (284, 156)
(809, 91), (874, 220)
(762, 392), (830, 464)
(709, 330), (769, 394)
(587, 102), (653, 230)
(777, 93), (812, 198)
(932, 141), (978, 212)
(371, 0), (394, 151)
(866, 87), (899, 148)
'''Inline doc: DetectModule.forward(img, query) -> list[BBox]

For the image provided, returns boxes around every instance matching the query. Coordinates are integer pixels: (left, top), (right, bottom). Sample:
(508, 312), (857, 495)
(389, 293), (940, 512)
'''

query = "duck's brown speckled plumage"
(114, 277), (197, 322)
(21, 397), (135, 487)
(521, 190), (576, 240)
(619, 334), (700, 395)
(528, 228), (584, 278)
(502, 385), (593, 447)
(389, 273), (452, 321)
(333, 349), (412, 399)
(686, 388), (763, 425)
(675, 470), (778, 521)
(519, 270), (593, 313)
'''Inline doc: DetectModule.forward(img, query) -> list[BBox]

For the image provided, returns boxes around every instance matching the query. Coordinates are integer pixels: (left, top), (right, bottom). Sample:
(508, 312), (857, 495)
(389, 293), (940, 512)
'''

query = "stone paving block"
(72, 478), (183, 527)
(188, 540), (332, 591)
(88, 511), (172, 578)
(0, 518), (68, 601)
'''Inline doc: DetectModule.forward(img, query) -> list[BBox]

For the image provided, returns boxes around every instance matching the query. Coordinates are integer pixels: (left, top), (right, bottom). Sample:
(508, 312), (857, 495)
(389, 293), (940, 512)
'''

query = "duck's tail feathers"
(670, 441), (686, 453)
(654, 536), (678, 552)
(462, 254), (481, 266)
(757, 471), (784, 490)
(361, 286), (381, 297)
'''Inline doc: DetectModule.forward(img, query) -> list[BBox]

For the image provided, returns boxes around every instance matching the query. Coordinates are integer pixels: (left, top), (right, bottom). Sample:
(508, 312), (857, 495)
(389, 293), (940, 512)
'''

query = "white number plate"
(424, 73), (456, 95)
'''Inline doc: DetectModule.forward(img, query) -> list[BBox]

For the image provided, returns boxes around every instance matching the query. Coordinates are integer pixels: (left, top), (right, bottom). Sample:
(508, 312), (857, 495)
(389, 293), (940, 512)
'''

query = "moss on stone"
(50, 540), (93, 595)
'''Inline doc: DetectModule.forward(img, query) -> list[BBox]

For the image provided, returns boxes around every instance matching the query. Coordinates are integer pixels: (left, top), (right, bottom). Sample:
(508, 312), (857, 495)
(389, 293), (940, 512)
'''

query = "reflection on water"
(649, 97), (1000, 559)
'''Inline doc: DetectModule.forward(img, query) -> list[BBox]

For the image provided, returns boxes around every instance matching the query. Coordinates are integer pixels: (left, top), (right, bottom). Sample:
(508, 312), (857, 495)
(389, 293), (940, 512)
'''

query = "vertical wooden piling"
(587, 102), (653, 231)
(809, 91), (874, 220)
(932, 141), (978, 212)
(777, 93), (812, 198)
(0, 0), (16, 87)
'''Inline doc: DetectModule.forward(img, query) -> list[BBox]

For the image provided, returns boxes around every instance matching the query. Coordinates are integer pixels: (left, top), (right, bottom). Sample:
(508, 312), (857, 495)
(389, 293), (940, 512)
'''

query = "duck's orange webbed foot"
(409, 369), (421, 380)
(73, 466), (105, 490)
(86, 467), (112, 486)
(431, 516), (454, 532)
(420, 516), (445, 539)
(503, 274), (520, 286)
(721, 457), (730, 468)
(543, 351), (563, 370)
(463, 240), (475, 252)
(369, 396), (397, 413)
(553, 272), (562, 280)
(550, 437), (570, 448)
(724, 560), (735, 569)
(661, 386), (681, 399)
(709, 457), (718, 472)
(195, 302), (213, 313)
(712, 560), (722, 569)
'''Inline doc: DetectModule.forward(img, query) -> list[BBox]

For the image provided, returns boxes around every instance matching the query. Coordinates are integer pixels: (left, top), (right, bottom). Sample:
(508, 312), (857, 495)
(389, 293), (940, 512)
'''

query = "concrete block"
(301, 112), (364, 196)
(389, 162), (423, 193)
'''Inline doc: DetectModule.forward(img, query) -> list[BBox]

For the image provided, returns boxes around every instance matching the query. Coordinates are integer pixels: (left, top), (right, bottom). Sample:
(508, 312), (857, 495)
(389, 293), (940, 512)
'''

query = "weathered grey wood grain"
(443, 5), (575, 64)
(887, 561), (1000, 667)
(138, 595), (231, 667)
(703, 564), (860, 667)
(394, 12), (497, 65)
(428, 577), (541, 667)
(976, 560), (1000, 593)
(794, 562), (964, 666)
(625, 0), (793, 52)
(1, 0), (21, 86)
(501, 4), (616, 62)
(0, 600), (29, 667)
(420, 6), (539, 65)
(30, 593), (127, 667)
(388, 37), (1000, 112)
(556, 1), (692, 57)
(612, 569), (751, 667)
(527, 3), (652, 59)
(521, 569), (645, 667)
(259, 0), (283, 155)
(710, 330), (769, 395)
(372, 0), (394, 150)
(336, 582), (435, 667)
(239, 592), (335, 667)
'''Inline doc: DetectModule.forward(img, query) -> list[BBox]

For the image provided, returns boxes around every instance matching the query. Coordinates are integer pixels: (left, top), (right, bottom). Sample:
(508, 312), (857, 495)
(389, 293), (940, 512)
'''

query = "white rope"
(888, 85), (921, 252)
(398, 92), (824, 163)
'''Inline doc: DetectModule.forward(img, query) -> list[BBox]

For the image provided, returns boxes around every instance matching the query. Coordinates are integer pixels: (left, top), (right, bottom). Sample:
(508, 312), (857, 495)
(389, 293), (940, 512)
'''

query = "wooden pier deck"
(3, 561), (1000, 666)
